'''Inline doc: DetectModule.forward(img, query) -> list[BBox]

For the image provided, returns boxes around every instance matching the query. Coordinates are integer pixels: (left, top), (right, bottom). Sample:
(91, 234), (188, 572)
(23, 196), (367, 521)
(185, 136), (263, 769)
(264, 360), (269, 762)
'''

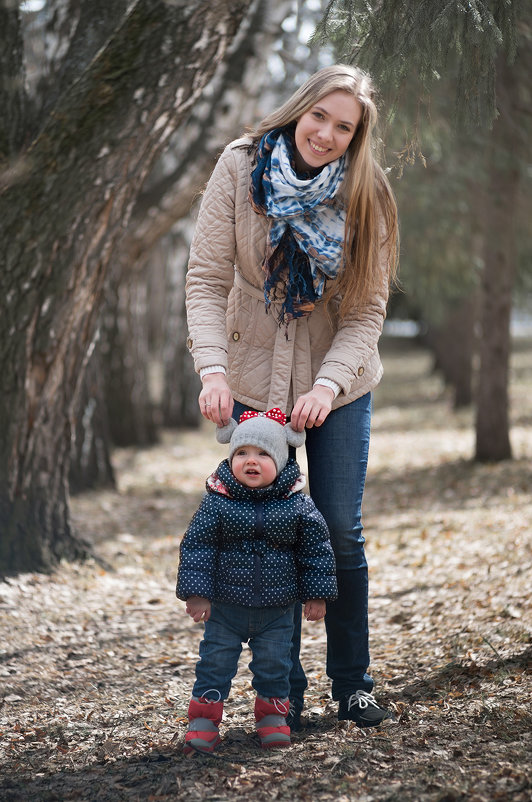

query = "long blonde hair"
(250, 64), (398, 318)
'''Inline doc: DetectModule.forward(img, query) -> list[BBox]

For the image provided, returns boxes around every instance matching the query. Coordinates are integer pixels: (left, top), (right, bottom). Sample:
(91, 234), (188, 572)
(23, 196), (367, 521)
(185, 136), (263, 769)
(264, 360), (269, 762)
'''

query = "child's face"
(231, 445), (277, 488)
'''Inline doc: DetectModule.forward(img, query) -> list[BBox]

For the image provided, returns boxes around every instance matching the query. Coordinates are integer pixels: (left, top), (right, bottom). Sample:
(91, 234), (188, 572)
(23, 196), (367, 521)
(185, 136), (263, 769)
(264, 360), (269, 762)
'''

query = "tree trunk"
(161, 229), (202, 428)
(474, 54), (523, 462)
(0, 0), (252, 574)
(69, 344), (115, 494)
(101, 266), (158, 447)
(0, 0), (26, 157)
(425, 296), (476, 409)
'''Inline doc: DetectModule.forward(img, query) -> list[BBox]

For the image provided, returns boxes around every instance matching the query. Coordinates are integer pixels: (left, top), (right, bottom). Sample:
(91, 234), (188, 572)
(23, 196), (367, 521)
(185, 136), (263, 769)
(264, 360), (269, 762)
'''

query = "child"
(176, 408), (337, 753)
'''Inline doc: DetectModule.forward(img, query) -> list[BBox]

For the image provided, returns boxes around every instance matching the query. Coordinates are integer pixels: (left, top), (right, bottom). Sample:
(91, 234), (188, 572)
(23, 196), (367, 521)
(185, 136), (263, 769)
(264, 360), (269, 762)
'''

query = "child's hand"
(304, 600), (326, 621)
(185, 596), (211, 622)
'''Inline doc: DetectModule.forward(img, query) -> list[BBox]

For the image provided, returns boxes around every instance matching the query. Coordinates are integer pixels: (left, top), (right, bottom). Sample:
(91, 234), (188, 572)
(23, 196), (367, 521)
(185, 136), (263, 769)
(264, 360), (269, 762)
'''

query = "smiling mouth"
(309, 140), (330, 155)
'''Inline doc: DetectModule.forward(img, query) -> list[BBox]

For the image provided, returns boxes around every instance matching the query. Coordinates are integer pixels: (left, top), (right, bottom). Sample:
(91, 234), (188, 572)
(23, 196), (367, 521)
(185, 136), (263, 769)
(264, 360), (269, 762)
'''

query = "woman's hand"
(290, 385), (334, 432)
(304, 600), (326, 621)
(185, 596), (212, 623)
(199, 373), (234, 427)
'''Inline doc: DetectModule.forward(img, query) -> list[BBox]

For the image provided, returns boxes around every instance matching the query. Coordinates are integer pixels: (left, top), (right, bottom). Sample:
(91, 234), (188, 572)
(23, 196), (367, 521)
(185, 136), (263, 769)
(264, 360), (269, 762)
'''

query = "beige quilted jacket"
(185, 137), (389, 415)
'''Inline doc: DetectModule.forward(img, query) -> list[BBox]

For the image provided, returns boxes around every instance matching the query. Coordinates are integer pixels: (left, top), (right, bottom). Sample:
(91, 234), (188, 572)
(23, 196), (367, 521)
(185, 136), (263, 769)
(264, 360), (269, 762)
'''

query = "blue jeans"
(192, 601), (294, 700)
(233, 394), (374, 703)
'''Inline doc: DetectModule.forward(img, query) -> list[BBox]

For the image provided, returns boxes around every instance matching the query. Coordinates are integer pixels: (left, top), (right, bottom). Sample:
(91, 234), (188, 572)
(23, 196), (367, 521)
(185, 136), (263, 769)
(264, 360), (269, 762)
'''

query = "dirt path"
(1, 340), (531, 801)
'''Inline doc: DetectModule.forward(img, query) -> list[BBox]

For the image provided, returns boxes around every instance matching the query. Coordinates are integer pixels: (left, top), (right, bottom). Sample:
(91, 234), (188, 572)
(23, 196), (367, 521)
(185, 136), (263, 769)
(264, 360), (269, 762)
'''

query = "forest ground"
(1, 337), (531, 802)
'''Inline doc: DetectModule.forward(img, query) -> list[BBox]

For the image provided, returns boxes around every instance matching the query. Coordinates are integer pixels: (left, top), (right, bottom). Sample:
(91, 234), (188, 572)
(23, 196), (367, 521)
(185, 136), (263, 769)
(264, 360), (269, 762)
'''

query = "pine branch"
(312, 0), (524, 128)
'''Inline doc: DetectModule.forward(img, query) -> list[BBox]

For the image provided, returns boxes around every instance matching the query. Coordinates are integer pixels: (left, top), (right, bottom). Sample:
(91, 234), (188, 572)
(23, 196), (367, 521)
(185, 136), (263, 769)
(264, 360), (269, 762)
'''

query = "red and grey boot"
(184, 692), (223, 755)
(254, 695), (291, 749)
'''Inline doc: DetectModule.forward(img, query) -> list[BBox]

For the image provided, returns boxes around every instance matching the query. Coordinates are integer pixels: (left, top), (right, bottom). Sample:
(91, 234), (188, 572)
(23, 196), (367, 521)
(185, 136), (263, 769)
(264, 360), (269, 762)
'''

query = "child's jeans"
(192, 600), (295, 700)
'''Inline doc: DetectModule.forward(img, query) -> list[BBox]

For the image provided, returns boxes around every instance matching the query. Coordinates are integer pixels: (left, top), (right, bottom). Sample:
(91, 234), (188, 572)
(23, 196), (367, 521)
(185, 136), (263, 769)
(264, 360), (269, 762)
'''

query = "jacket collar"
(206, 458), (305, 500)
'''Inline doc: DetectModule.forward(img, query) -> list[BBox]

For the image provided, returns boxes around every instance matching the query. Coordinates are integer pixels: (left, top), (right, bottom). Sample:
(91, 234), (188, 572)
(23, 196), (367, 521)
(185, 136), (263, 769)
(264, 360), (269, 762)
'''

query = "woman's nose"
(317, 122), (333, 141)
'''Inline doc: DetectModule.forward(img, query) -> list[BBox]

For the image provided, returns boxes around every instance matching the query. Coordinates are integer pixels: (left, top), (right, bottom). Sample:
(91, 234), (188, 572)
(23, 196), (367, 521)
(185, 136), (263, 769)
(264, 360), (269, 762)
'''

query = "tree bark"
(0, 0), (26, 157)
(425, 296), (476, 409)
(0, 0), (253, 574)
(69, 345), (115, 494)
(474, 52), (524, 461)
(161, 229), (202, 428)
(41, 0), (130, 116)
(101, 266), (158, 448)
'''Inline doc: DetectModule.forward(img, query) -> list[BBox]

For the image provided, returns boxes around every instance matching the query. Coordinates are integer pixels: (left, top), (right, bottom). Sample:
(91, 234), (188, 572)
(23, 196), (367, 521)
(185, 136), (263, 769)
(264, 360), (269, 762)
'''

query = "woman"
(185, 64), (398, 729)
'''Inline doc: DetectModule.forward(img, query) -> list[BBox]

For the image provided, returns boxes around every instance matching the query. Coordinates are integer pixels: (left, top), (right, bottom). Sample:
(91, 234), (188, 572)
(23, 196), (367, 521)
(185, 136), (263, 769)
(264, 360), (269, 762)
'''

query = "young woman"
(185, 64), (398, 729)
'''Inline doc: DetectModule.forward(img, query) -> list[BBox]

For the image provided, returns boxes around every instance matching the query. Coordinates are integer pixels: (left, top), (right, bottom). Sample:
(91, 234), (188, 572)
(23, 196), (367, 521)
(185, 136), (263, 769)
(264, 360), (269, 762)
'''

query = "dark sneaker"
(285, 699), (303, 732)
(338, 691), (396, 728)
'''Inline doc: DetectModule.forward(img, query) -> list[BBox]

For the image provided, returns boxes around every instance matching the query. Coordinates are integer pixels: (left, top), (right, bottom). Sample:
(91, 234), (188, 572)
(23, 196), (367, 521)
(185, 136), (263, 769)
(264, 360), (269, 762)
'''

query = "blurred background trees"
(1, 0), (530, 573)
(315, 0), (532, 459)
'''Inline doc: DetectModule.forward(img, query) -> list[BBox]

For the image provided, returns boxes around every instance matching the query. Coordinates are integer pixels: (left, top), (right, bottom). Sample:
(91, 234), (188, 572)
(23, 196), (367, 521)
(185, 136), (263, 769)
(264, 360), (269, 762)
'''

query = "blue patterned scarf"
(250, 127), (346, 322)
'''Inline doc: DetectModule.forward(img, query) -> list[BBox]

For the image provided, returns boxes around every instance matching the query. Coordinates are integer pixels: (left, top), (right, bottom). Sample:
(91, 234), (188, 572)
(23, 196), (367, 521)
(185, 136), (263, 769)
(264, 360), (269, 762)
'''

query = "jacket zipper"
(252, 501), (264, 606)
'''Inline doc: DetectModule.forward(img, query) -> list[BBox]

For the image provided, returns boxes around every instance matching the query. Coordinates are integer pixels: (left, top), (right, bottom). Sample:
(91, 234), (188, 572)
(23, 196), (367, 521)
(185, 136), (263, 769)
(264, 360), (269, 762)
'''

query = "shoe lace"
(285, 701), (297, 723)
(200, 688), (222, 703)
(272, 698), (289, 715)
(347, 691), (379, 712)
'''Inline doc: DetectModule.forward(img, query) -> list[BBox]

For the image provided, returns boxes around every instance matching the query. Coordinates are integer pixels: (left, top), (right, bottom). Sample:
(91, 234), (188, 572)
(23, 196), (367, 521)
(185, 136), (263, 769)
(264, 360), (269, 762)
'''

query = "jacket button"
(186, 337), (193, 349)
(357, 366), (364, 377)
(232, 331), (240, 341)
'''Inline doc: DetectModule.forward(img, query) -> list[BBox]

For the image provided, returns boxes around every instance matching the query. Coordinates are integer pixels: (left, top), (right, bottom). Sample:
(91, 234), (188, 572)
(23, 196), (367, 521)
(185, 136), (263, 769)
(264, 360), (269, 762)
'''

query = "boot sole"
(183, 734), (221, 754)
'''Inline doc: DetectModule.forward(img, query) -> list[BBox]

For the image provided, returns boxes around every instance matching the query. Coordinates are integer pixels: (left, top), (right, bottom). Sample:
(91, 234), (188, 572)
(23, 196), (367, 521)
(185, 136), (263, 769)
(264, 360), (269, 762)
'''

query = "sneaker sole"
(338, 714), (397, 727)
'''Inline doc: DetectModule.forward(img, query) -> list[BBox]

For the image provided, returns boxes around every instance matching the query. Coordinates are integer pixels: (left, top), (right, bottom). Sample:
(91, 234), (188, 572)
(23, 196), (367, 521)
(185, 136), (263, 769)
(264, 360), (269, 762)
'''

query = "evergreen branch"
(312, 0), (524, 128)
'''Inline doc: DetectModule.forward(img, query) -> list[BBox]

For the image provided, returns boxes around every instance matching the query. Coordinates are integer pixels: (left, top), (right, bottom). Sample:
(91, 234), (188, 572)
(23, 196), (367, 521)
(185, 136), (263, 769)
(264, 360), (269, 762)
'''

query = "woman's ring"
(205, 403), (211, 407)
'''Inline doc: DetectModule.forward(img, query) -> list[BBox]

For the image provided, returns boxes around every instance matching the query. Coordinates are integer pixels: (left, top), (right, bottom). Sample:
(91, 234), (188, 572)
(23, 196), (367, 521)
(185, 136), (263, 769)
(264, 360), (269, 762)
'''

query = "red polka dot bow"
(239, 408), (286, 426)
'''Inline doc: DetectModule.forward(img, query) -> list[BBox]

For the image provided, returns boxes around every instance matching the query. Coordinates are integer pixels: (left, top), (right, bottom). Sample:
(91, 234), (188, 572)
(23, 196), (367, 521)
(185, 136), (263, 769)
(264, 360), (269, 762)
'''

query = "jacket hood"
(206, 457), (305, 501)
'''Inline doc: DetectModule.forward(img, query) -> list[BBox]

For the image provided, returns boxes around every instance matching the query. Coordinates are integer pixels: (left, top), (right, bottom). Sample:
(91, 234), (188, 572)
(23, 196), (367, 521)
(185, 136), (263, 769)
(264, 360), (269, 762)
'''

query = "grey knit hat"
(216, 408), (306, 476)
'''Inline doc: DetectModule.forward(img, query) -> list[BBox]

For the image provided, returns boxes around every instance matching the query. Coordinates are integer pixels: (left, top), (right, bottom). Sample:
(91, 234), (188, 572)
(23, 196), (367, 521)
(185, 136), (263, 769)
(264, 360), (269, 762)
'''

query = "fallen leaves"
(1, 339), (531, 801)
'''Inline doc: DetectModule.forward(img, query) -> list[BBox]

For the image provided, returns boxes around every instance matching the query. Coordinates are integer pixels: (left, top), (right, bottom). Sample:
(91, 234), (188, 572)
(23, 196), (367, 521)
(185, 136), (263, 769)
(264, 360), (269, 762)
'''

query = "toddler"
(176, 408), (337, 753)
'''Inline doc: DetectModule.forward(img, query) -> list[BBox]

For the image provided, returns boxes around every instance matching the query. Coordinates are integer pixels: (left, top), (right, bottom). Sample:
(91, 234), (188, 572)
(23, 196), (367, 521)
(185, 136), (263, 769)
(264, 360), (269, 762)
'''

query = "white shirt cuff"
(200, 365), (227, 379)
(314, 378), (341, 399)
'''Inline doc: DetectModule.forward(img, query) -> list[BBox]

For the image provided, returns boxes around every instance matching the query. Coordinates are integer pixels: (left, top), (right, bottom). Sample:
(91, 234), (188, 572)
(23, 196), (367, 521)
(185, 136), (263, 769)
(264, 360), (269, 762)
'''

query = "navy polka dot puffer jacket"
(176, 458), (337, 608)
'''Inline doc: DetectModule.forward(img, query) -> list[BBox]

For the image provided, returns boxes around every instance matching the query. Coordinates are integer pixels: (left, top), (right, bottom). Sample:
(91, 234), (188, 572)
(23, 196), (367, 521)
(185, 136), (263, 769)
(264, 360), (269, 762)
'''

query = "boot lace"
(272, 698), (289, 715)
(200, 688), (222, 703)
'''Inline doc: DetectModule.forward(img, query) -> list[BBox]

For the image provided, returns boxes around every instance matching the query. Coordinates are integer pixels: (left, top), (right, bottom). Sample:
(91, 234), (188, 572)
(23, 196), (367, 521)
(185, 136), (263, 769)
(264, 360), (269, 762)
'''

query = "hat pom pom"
(285, 422), (306, 449)
(216, 418), (237, 444)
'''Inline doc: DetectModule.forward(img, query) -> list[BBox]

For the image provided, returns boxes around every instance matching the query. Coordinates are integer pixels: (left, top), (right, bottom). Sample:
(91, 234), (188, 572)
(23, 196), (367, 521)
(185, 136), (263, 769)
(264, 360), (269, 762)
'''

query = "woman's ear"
(216, 418), (237, 445)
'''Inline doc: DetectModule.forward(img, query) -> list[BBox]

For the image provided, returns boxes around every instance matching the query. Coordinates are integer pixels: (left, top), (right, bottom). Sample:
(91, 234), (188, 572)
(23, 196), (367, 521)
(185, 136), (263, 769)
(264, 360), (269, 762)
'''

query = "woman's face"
(294, 89), (362, 172)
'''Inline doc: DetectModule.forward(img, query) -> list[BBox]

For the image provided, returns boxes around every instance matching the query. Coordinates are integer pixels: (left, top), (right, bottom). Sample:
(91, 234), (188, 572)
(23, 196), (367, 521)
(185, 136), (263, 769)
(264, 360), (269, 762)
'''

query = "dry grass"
(1, 337), (531, 801)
